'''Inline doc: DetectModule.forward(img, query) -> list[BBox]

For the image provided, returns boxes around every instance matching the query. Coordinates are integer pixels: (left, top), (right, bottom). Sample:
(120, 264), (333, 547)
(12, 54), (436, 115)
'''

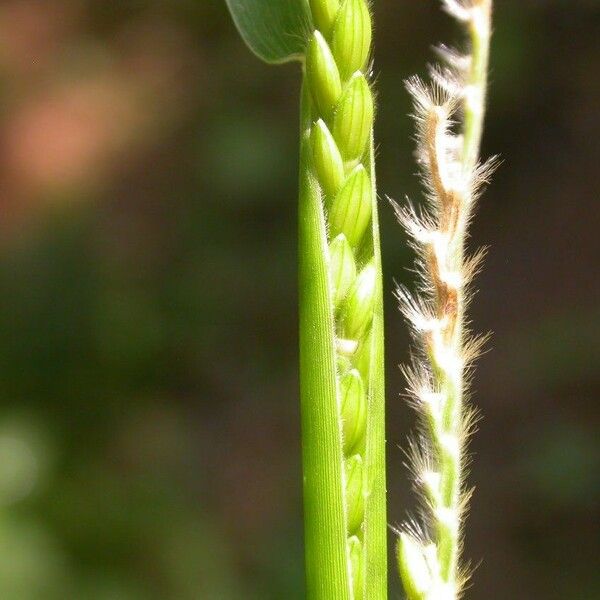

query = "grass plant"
(225, 0), (495, 597)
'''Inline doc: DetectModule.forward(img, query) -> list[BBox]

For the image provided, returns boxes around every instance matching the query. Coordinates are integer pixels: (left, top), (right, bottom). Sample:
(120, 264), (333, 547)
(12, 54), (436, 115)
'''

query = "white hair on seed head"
(394, 1), (495, 598)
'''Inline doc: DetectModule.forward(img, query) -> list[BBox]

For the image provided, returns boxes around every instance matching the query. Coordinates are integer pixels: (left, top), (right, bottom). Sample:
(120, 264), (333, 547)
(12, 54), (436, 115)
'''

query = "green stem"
(438, 0), (493, 589)
(462, 0), (492, 172)
(362, 133), (388, 600)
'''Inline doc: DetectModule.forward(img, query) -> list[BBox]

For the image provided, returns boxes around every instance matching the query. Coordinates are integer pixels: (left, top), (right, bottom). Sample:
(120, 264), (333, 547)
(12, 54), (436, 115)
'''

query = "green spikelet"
(306, 31), (343, 117)
(331, 0), (372, 79)
(309, 0), (340, 37)
(333, 73), (374, 163)
(340, 369), (367, 454)
(330, 234), (357, 309)
(312, 120), (346, 199)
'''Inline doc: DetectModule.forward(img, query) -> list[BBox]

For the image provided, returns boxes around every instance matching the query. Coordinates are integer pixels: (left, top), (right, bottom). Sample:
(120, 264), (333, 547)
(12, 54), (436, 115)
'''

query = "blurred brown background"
(0, 0), (598, 598)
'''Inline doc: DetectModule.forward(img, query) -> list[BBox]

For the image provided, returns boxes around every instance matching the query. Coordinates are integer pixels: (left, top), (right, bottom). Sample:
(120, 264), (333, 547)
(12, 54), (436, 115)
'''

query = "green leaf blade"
(225, 0), (312, 64)
(298, 83), (351, 600)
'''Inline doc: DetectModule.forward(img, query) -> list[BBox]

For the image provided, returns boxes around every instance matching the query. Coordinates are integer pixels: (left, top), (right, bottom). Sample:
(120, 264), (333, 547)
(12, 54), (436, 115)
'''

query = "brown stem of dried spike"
(423, 103), (466, 346)
(442, 190), (461, 238)
(426, 245), (446, 317)
(425, 107), (449, 208)
(443, 286), (459, 343)
(424, 108), (462, 237)
(425, 241), (459, 344)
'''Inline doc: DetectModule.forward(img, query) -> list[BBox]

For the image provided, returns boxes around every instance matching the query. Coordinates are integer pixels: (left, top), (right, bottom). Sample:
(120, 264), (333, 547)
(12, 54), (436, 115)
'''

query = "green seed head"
(331, 0), (372, 80)
(333, 72), (373, 163)
(329, 233), (357, 308)
(311, 119), (345, 199)
(309, 0), (340, 38)
(303, 0), (381, 591)
(340, 368), (367, 454)
(306, 31), (343, 118)
(348, 535), (364, 600)
(345, 454), (365, 533)
(342, 260), (376, 340)
(329, 164), (373, 248)
(397, 533), (433, 600)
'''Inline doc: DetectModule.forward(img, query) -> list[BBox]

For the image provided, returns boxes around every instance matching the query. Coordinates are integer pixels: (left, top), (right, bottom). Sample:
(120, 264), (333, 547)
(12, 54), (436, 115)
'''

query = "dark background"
(0, 0), (598, 598)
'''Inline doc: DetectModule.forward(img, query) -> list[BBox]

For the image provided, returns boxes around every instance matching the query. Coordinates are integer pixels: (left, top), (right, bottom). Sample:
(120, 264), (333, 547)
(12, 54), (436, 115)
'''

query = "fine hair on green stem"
(394, 1), (495, 599)
(224, 0), (386, 598)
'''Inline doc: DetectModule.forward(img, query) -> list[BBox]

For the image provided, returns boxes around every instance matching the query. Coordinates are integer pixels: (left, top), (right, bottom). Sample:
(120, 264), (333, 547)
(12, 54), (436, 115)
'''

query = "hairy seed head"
(395, 0), (495, 597)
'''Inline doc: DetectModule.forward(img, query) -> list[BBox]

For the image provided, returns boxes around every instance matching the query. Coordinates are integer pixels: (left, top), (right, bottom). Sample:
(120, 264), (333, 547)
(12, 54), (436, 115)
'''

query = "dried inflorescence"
(305, 0), (378, 597)
(395, 1), (494, 599)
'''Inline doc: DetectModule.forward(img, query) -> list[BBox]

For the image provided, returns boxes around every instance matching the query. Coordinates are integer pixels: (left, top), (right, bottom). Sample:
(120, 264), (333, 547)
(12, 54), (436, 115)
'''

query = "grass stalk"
(395, 2), (495, 598)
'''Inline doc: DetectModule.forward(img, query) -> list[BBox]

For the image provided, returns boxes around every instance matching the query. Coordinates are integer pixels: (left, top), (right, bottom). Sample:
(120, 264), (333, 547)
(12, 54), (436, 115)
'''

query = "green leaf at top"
(225, 0), (312, 64)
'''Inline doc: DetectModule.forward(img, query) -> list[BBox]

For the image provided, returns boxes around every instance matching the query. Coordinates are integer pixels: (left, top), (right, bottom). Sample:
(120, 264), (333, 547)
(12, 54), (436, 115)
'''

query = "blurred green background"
(0, 0), (598, 598)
